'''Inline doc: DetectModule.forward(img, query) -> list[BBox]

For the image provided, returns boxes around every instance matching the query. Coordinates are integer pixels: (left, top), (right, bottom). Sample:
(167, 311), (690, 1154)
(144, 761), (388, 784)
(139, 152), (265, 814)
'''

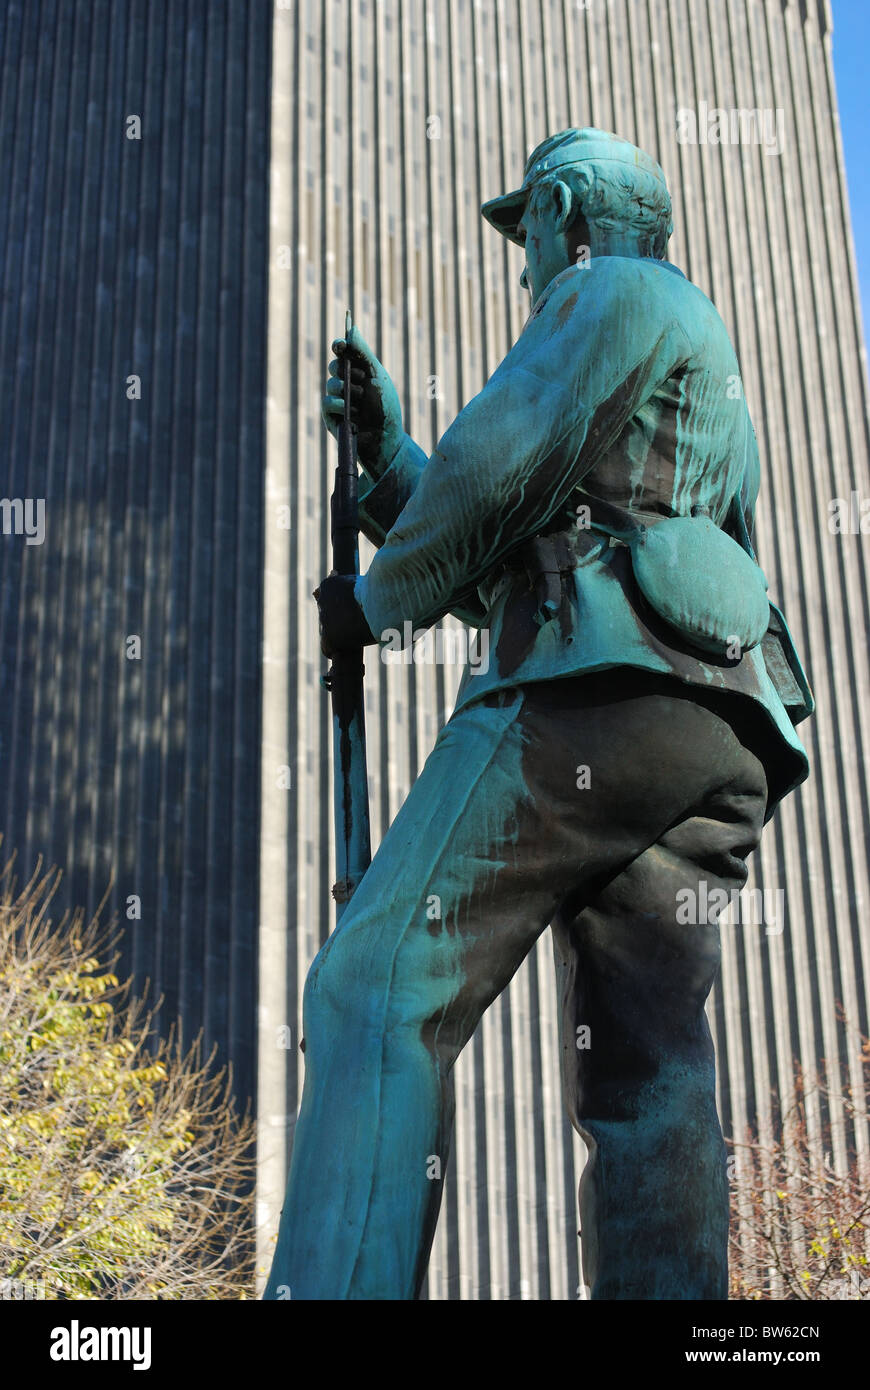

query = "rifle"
(324, 309), (372, 918)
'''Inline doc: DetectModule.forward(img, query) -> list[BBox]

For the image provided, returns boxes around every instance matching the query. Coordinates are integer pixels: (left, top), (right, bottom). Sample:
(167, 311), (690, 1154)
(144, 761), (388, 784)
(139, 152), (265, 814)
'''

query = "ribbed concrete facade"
(0, 0), (271, 1106)
(259, 0), (870, 1298)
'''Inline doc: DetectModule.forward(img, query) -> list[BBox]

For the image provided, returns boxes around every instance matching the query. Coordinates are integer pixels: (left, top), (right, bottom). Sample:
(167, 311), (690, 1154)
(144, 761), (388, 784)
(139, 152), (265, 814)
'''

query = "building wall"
(0, 0), (271, 1106)
(260, 0), (870, 1298)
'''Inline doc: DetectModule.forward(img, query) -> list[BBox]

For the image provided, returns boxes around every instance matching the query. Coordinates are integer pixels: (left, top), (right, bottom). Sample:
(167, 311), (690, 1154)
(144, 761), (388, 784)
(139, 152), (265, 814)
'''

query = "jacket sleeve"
(356, 436), (489, 626)
(356, 260), (691, 636)
(356, 435), (426, 549)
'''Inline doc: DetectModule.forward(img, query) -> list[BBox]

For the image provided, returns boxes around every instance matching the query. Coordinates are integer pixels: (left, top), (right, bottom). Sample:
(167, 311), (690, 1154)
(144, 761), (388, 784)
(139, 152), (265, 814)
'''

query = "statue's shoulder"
(529, 257), (699, 344)
(538, 256), (695, 312)
(568, 258), (735, 366)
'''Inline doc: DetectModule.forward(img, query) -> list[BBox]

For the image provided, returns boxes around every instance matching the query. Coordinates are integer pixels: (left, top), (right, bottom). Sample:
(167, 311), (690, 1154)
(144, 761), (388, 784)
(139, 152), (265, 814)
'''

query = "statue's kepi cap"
(481, 128), (669, 246)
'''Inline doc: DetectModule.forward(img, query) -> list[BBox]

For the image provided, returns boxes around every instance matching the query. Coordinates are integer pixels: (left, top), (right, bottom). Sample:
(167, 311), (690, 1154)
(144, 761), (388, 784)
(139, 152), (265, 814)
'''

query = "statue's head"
(482, 128), (674, 305)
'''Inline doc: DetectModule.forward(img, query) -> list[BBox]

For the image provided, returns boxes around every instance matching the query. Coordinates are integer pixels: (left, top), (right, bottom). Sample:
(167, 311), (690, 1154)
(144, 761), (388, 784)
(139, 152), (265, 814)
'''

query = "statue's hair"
(529, 159), (674, 259)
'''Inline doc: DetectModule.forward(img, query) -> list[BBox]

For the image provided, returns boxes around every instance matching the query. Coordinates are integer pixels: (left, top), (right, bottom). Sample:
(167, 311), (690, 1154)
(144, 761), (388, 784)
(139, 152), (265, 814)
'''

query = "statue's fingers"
(322, 394), (344, 417)
(329, 360), (366, 384)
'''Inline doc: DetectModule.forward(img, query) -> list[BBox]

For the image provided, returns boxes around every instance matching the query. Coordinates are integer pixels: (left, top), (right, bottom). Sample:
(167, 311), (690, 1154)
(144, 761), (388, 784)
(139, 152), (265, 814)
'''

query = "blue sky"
(831, 1), (869, 349)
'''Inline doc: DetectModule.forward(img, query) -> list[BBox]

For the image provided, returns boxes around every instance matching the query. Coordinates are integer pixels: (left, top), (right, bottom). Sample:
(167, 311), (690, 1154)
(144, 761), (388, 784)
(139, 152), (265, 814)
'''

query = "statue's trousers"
(264, 671), (769, 1300)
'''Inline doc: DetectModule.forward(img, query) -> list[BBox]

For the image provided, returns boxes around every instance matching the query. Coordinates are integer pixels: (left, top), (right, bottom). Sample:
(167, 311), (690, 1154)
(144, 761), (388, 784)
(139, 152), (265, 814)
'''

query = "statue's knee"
(302, 931), (381, 1038)
(301, 918), (454, 1054)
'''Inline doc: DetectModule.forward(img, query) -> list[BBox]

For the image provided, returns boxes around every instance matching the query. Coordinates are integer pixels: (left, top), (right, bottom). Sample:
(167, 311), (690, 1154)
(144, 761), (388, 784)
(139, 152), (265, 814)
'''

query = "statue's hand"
(321, 326), (404, 472)
(314, 573), (377, 657)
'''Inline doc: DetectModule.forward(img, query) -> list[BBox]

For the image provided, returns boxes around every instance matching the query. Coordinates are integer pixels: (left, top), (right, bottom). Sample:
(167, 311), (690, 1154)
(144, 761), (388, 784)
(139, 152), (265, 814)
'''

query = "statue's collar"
(531, 257), (687, 317)
(641, 258), (686, 277)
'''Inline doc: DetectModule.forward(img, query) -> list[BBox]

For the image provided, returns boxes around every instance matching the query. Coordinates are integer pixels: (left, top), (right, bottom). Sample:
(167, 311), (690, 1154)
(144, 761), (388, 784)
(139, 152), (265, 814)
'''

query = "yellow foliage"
(0, 858), (254, 1300)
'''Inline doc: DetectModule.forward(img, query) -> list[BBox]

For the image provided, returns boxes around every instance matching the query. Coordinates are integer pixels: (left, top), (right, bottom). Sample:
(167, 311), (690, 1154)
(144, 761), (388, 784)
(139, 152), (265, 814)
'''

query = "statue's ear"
(551, 179), (574, 231)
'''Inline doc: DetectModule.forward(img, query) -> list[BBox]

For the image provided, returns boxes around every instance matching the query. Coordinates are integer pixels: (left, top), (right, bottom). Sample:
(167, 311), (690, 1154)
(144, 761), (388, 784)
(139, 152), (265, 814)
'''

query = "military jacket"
(354, 256), (813, 812)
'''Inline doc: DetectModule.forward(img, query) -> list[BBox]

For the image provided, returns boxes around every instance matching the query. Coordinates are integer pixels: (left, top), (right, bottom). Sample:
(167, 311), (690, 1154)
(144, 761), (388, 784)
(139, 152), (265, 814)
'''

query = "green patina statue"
(264, 128), (813, 1301)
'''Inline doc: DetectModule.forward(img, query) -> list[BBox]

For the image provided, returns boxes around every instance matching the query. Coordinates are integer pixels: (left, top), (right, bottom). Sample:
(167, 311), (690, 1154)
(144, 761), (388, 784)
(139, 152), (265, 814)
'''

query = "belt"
(478, 530), (586, 628)
(494, 495), (665, 628)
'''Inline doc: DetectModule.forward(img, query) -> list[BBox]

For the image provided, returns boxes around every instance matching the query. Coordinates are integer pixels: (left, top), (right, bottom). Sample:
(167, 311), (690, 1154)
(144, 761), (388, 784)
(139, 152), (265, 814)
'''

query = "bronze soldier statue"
(265, 128), (813, 1301)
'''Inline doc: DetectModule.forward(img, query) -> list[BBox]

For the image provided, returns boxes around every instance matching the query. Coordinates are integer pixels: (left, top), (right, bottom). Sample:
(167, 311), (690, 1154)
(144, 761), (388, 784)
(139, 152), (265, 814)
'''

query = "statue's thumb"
(346, 323), (372, 363)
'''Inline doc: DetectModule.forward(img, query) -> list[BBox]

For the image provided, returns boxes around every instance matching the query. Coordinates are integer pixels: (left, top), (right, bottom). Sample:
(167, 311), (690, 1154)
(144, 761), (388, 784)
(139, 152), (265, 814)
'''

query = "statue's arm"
(355, 436), (488, 627)
(354, 436), (489, 628)
(356, 434), (426, 547)
(355, 262), (690, 637)
(321, 323), (490, 626)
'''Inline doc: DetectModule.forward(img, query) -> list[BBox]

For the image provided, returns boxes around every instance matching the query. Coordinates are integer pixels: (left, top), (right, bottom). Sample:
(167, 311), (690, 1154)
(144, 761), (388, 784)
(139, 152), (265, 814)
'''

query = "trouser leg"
(553, 746), (768, 1299)
(265, 689), (566, 1301)
(265, 691), (545, 1299)
(264, 674), (768, 1300)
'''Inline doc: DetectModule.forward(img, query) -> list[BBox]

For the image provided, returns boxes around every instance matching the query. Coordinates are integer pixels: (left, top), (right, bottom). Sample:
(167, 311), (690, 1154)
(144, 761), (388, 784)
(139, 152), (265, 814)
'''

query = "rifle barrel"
(328, 309), (372, 913)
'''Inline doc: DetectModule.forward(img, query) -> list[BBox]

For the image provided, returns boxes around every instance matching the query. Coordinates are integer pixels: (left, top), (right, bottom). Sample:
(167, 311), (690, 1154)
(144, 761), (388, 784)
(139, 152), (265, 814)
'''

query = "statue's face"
(516, 182), (586, 308)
